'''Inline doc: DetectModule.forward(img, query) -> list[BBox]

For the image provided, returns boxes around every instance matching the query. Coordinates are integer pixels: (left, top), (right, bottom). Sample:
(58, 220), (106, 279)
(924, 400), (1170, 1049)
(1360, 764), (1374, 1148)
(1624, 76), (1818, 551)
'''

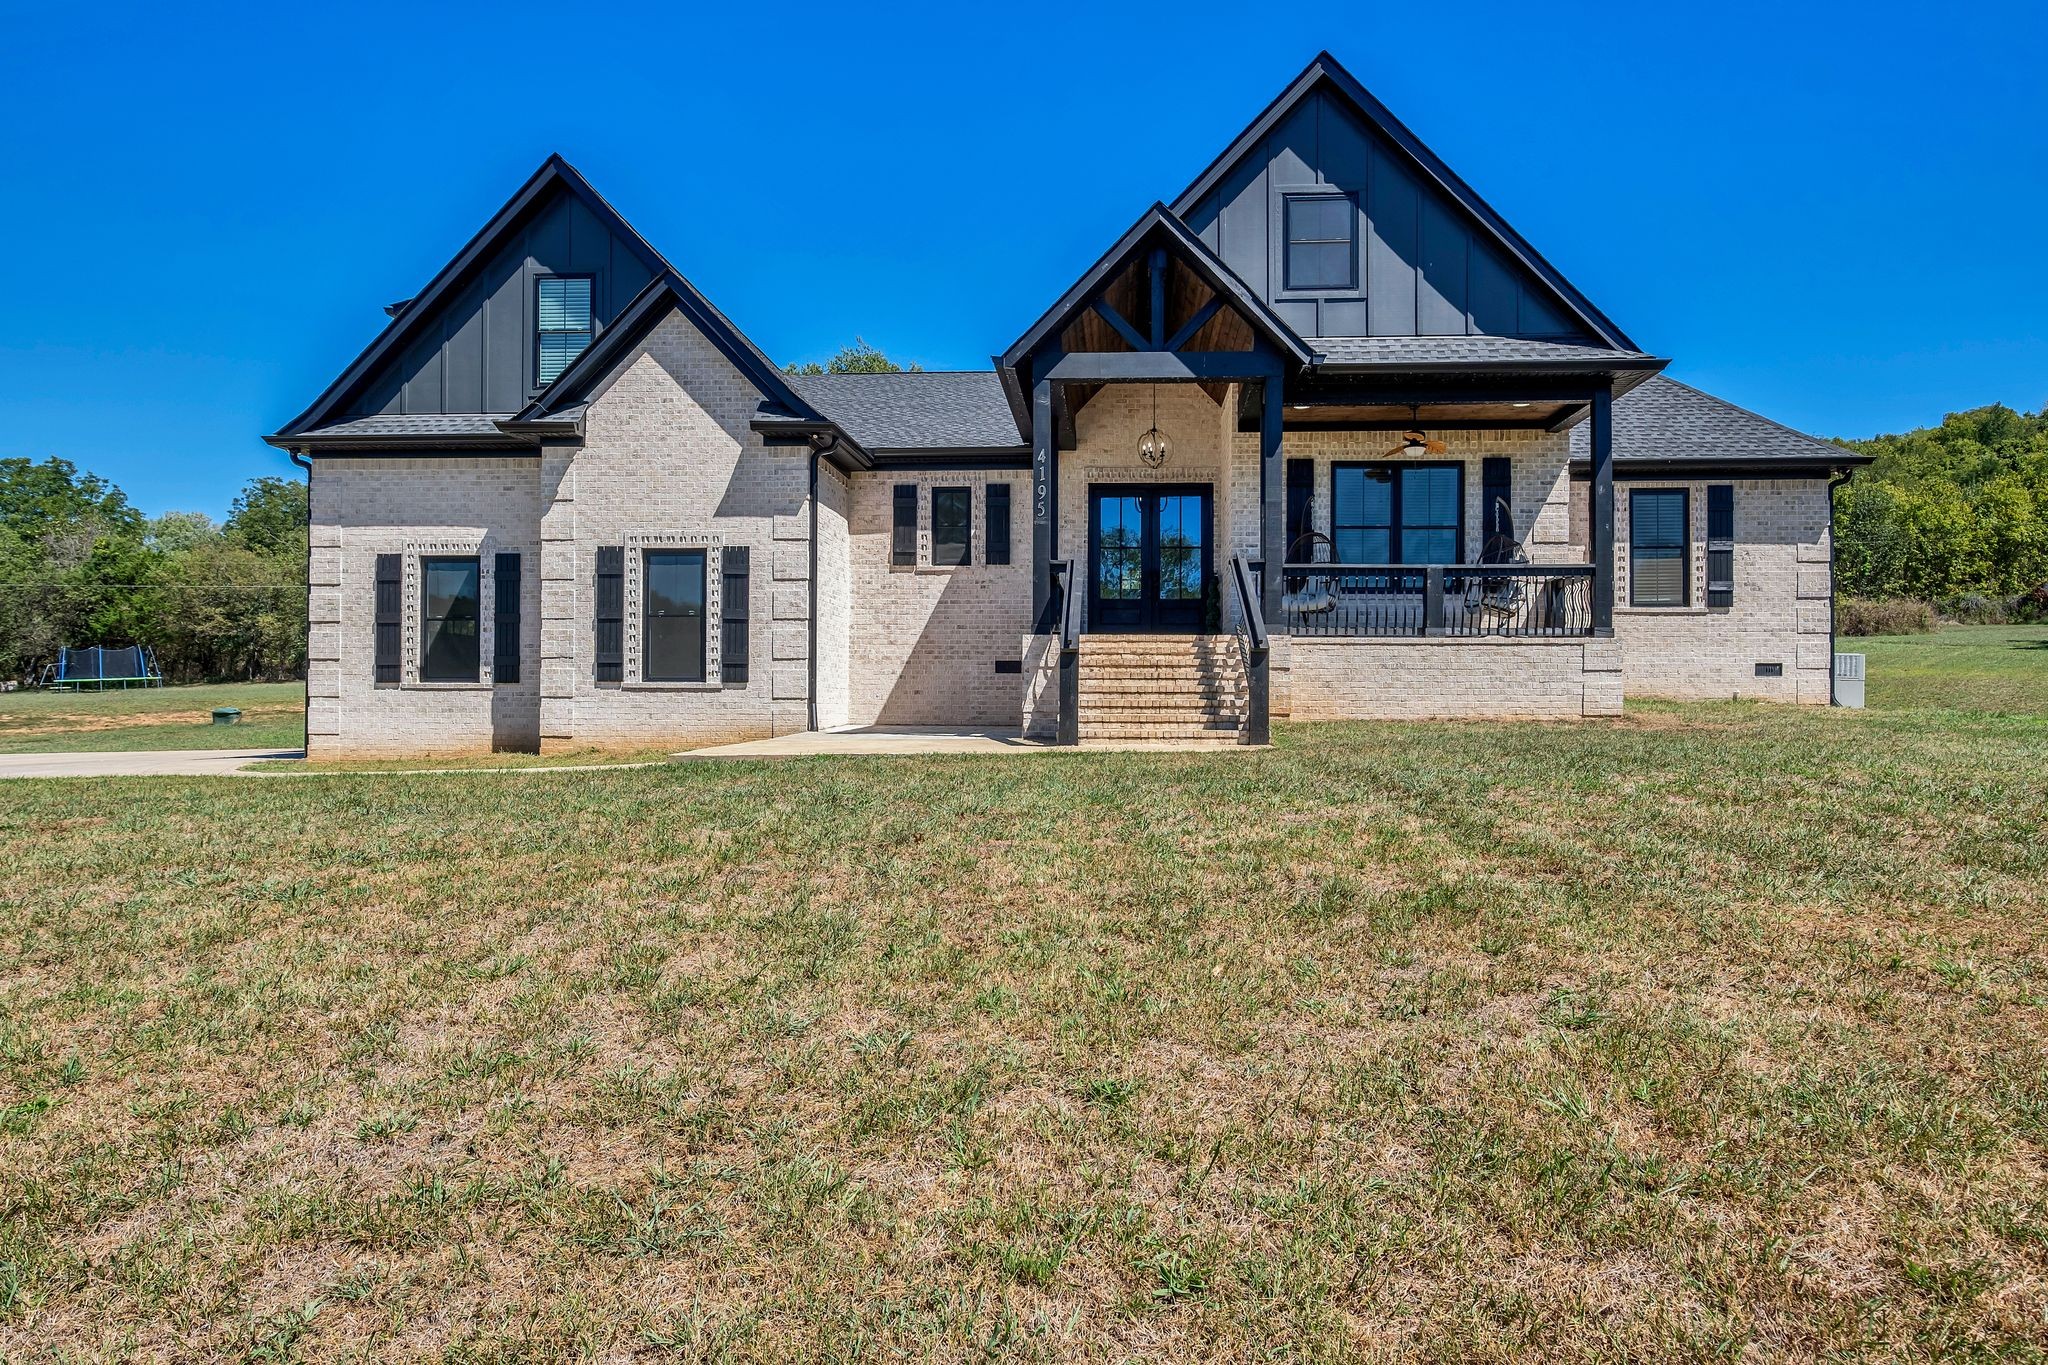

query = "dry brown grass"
(0, 700), (2044, 1361)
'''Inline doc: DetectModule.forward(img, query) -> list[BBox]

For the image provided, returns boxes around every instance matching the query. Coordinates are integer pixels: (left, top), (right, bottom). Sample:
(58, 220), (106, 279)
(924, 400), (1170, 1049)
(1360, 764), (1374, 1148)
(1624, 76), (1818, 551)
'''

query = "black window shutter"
(1706, 484), (1735, 610)
(373, 553), (402, 687)
(891, 485), (917, 566)
(1285, 458), (1313, 558)
(720, 545), (750, 688)
(985, 483), (1011, 565)
(594, 546), (624, 682)
(492, 552), (521, 683)
(1481, 457), (1514, 560)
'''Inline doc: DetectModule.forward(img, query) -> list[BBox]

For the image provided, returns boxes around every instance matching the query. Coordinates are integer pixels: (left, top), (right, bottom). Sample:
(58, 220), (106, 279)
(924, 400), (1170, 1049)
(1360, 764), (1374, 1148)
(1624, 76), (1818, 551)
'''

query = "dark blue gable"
(350, 185), (657, 417)
(1179, 82), (1587, 343)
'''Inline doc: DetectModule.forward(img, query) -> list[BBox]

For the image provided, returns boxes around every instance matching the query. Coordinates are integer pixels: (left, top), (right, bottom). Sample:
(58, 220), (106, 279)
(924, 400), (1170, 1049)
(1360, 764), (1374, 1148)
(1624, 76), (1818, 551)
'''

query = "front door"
(1088, 484), (1213, 632)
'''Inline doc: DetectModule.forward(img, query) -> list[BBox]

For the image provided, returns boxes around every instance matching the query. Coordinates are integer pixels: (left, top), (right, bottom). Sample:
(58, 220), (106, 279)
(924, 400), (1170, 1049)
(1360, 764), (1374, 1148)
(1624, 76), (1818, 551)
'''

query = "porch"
(996, 206), (1660, 744)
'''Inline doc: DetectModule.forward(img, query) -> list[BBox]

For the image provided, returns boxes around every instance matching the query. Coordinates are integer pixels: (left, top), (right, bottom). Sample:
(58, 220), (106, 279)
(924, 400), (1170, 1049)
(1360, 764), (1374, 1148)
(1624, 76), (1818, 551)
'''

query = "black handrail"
(1056, 558), (1082, 651)
(1052, 559), (1080, 746)
(1226, 554), (1270, 745)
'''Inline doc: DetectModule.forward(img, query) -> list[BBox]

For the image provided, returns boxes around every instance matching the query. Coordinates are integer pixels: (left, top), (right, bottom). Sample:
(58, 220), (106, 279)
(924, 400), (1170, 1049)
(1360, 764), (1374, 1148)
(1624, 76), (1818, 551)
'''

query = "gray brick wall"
(846, 470), (1032, 726)
(308, 456), (543, 757)
(1609, 477), (1833, 703)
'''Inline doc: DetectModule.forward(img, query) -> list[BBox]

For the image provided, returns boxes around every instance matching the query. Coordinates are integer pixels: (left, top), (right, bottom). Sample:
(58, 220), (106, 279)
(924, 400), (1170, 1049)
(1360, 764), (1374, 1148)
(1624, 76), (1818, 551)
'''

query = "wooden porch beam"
(1032, 377), (1056, 624)
(1149, 247), (1168, 348)
(1261, 372), (1285, 624)
(1164, 297), (1224, 354)
(1044, 350), (1279, 383)
(1090, 301), (1150, 353)
(1589, 387), (1615, 636)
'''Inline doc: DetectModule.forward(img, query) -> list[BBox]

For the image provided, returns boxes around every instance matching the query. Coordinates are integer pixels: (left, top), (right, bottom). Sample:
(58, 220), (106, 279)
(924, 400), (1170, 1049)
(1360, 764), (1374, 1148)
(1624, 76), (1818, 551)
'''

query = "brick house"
(269, 53), (1867, 757)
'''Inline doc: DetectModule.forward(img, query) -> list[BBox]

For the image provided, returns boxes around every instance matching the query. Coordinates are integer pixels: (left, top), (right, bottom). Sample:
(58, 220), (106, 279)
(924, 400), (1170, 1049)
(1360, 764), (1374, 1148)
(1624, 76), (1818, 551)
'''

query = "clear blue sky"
(6, 1), (2044, 518)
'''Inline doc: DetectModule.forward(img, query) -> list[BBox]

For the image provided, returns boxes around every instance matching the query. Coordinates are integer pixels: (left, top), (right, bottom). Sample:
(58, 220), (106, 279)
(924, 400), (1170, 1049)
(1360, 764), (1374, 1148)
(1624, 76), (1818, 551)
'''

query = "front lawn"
(1, 699), (2043, 1359)
(0, 682), (305, 754)
(1857, 623), (2048, 716)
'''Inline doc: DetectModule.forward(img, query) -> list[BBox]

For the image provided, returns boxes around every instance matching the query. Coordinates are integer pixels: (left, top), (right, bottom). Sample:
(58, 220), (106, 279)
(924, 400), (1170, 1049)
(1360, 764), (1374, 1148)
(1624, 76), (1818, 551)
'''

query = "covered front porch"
(997, 206), (1662, 744)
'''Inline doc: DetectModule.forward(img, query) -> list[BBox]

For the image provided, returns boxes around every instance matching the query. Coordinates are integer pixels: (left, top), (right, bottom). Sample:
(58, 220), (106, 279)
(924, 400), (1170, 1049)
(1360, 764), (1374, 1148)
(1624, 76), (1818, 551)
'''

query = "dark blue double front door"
(1088, 484), (1212, 632)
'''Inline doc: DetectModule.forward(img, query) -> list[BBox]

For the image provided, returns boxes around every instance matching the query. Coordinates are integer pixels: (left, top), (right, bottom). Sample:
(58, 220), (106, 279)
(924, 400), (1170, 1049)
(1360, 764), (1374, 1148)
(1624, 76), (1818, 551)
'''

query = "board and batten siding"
(1179, 85), (1583, 342)
(351, 186), (658, 417)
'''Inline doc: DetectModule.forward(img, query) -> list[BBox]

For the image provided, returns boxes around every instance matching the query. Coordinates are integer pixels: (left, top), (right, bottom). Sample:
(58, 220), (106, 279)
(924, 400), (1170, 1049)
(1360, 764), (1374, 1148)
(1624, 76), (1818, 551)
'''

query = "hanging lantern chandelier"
(1137, 386), (1170, 468)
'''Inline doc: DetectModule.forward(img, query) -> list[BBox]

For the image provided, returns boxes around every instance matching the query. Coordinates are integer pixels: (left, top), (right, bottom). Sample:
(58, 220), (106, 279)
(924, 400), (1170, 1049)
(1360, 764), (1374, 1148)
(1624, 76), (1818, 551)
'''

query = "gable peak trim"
(1168, 51), (1639, 353)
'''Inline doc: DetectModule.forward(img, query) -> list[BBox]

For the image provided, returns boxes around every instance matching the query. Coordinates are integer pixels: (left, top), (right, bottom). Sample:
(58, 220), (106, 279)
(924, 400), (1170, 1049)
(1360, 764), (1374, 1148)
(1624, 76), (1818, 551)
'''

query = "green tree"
(784, 338), (923, 376)
(225, 476), (308, 555)
(1833, 403), (2048, 603)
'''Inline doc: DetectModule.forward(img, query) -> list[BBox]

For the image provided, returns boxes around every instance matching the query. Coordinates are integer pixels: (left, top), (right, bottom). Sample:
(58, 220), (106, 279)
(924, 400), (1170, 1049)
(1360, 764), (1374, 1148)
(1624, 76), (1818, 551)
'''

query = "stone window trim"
(622, 531), (725, 690)
(1614, 482), (1711, 616)
(401, 538), (495, 689)
(890, 474), (1019, 573)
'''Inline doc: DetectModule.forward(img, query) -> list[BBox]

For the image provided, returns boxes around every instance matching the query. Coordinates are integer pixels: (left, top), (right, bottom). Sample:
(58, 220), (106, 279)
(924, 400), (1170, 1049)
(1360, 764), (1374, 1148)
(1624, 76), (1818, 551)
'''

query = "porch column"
(1259, 369), (1285, 623)
(1589, 386), (1615, 635)
(1032, 376), (1056, 623)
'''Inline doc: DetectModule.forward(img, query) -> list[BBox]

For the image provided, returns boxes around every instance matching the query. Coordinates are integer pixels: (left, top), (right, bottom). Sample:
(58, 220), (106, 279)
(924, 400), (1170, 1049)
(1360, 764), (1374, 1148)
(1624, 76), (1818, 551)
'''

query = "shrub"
(1939, 592), (2008, 624)
(1837, 598), (1936, 636)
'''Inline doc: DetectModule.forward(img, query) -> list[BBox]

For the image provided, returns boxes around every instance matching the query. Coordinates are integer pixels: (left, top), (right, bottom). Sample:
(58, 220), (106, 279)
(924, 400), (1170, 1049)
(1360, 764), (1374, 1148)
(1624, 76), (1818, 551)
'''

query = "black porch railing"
(1226, 554), (1269, 745)
(1279, 563), (1595, 638)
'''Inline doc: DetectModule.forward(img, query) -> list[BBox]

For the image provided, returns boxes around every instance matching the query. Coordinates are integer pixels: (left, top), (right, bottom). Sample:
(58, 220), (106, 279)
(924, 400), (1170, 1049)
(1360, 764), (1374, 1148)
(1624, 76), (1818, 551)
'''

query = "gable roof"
(1172, 52), (1637, 352)
(271, 154), (825, 446)
(785, 372), (1021, 452)
(1570, 376), (1869, 471)
(999, 203), (1314, 374)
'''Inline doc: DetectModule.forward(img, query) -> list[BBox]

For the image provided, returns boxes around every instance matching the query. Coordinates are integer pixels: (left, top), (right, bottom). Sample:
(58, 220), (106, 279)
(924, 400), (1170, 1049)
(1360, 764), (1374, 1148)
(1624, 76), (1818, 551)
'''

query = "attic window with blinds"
(535, 275), (595, 385)
(1284, 194), (1357, 292)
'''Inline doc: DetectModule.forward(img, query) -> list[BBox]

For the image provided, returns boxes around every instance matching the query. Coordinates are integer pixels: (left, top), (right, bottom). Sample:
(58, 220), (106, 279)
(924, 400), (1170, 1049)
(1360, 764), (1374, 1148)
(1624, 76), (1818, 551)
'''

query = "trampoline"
(37, 644), (164, 691)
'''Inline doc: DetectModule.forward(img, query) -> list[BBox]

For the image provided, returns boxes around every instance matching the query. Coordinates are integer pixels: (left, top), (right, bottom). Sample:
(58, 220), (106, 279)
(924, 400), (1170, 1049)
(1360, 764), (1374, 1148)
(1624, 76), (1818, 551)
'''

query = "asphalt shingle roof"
(300, 414), (516, 439)
(1312, 336), (1657, 367)
(1573, 376), (1859, 466)
(784, 371), (1022, 451)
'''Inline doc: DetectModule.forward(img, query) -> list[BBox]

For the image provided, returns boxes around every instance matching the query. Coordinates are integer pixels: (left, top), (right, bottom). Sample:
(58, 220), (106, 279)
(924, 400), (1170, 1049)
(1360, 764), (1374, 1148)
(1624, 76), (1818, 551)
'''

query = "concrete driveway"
(0, 748), (304, 779)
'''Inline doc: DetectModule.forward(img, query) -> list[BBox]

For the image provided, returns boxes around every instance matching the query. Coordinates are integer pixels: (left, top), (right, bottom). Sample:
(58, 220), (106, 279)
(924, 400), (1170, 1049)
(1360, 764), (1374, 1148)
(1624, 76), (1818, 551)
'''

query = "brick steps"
(1075, 634), (1250, 747)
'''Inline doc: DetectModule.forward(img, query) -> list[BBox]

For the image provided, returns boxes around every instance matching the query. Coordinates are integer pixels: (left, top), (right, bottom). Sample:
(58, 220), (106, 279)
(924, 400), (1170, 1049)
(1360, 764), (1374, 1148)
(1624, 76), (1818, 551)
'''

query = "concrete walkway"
(0, 748), (305, 779)
(678, 726), (1050, 759)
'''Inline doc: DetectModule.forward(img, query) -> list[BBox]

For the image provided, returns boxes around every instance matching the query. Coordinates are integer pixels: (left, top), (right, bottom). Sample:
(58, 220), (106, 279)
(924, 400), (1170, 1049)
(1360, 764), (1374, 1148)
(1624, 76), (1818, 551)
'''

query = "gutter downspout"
(289, 450), (313, 750)
(1827, 466), (1853, 706)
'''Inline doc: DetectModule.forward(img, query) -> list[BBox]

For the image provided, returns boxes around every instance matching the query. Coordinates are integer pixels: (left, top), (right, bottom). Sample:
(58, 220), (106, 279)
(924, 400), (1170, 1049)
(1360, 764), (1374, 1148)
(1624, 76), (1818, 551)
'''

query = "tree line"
(0, 457), (305, 685)
(1833, 402), (2048, 613)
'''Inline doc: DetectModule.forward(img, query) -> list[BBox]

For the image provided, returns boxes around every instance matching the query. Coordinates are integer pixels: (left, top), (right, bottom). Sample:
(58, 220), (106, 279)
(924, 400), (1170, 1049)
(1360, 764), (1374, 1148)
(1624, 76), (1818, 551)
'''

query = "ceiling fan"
(1384, 407), (1446, 458)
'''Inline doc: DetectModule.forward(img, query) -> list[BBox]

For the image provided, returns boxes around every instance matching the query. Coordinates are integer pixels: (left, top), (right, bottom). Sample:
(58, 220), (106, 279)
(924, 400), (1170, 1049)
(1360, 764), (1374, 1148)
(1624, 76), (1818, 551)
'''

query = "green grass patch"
(1858, 623), (2048, 716)
(1, 700), (2043, 1357)
(0, 682), (305, 753)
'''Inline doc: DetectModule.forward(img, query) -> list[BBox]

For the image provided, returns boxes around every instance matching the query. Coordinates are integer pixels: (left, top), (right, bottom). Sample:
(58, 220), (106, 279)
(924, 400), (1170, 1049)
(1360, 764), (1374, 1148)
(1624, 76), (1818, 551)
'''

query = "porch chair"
(1280, 530), (1339, 616)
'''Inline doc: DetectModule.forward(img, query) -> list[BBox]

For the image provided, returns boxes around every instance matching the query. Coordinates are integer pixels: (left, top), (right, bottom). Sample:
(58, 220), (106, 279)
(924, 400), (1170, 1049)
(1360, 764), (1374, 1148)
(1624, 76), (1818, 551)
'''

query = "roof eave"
(1567, 455), (1873, 478)
(264, 433), (537, 454)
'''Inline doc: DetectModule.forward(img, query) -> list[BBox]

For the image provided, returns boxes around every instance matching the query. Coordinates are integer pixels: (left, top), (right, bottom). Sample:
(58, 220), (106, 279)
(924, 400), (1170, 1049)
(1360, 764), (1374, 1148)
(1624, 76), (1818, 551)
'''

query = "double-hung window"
(1629, 489), (1690, 607)
(1283, 194), (1357, 292)
(932, 487), (972, 567)
(643, 549), (707, 682)
(536, 275), (595, 385)
(420, 556), (481, 682)
(1331, 464), (1462, 565)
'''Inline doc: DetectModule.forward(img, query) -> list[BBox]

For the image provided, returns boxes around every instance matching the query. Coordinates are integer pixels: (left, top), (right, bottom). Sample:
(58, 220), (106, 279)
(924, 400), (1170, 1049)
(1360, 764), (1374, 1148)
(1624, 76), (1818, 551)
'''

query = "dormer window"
(1283, 194), (1356, 292)
(535, 275), (594, 385)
